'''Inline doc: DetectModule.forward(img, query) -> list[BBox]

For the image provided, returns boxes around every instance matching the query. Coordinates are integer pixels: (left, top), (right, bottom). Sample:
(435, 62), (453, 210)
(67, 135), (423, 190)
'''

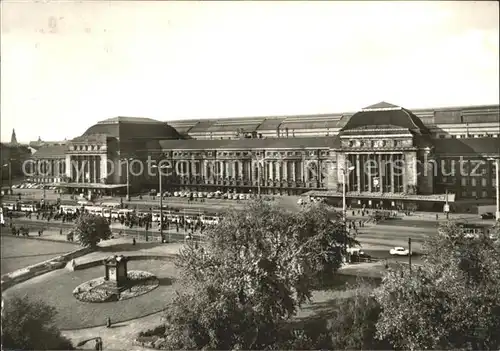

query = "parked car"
(480, 212), (495, 220)
(389, 247), (411, 256)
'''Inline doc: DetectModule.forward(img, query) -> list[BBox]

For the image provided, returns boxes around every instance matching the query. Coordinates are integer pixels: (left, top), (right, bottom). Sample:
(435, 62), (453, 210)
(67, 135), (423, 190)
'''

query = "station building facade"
(29, 102), (500, 211)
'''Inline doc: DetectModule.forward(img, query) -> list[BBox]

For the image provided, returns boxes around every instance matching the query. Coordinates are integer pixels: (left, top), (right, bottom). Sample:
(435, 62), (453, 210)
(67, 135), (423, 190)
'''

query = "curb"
(1, 234), (80, 245)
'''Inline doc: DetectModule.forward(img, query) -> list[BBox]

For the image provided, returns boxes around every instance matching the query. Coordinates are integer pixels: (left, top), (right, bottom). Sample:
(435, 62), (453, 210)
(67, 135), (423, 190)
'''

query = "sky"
(1, 1), (499, 143)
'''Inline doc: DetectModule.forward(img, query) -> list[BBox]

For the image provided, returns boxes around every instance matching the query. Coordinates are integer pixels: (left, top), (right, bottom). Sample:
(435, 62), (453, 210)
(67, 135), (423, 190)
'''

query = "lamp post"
(120, 157), (133, 201)
(152, 164), (170, 243)
(257, 157), (265, 198)
(487, 157), (500, 221)
(2, 161), (12, 195)
(341, 165), (355, 222)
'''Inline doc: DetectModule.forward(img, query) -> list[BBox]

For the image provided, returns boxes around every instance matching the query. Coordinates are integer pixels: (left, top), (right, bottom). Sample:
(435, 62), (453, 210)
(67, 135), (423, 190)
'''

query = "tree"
(160, 200), (356, 350)
(2, 295), (74, 350)
(74, 213), (112, 248)
(278, 278), (390, 350)
(375, 221), (500, 350)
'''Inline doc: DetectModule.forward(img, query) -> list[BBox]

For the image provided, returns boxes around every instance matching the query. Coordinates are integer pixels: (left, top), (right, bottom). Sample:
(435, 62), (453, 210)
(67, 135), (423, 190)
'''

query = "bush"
(2, 295), (74, 350)
(139, 325), (166, 337)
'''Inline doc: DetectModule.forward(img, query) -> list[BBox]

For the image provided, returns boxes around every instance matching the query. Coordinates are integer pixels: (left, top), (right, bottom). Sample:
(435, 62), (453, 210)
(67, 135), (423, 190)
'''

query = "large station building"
(29, 102), (500, 211)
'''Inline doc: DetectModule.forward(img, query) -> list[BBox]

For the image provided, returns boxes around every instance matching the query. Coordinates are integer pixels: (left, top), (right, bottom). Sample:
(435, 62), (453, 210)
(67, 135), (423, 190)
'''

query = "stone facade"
(27, 102), (500, 202)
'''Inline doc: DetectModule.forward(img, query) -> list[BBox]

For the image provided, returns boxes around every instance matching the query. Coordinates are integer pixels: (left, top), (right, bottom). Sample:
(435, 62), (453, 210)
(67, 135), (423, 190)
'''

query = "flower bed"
(73, 270), (160, 303)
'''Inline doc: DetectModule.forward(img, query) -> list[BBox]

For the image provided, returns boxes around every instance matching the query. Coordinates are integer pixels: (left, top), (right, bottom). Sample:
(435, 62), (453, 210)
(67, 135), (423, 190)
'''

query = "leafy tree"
(2, 295), (74, 350)
(160, 200), (356, 350)
(279, 278), (389, 350)
(375, 221), (500, 350)
(74, 213), (112, 248)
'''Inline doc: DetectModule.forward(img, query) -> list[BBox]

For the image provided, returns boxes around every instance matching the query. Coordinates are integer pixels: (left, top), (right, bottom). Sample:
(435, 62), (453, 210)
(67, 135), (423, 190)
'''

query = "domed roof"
(81, 117), (182, 140)
(341, 102), (429, 133)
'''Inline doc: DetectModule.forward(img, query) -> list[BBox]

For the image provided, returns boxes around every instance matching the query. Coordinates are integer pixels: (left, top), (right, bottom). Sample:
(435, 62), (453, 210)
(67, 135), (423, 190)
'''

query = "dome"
(341, 102), (428, 133)
(81, 117), (182, 140)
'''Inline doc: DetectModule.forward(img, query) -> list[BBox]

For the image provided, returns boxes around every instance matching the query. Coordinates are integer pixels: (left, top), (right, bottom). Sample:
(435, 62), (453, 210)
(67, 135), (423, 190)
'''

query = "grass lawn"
(0, 235), (77, 275)
(2, 260), (180, 330)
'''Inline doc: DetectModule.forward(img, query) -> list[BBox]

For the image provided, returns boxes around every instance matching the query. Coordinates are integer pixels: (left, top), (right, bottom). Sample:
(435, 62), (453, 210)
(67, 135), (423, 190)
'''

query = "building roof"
(167, 120), (201, 134)
(81, 117), (182, 140)
(433, 138), (500, 156)
(342, 102), (429, 132)
(279, 114), (343, 131)
(164, 104), (499, 136)
(31, 145), (68, 158)
(150, 136), (339, 150)
(187, 120), (217, 133)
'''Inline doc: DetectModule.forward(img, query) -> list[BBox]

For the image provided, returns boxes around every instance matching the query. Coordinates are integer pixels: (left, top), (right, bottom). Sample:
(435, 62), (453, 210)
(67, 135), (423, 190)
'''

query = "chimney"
(285, 127), (289, 138)
(276, 127), (280, 138)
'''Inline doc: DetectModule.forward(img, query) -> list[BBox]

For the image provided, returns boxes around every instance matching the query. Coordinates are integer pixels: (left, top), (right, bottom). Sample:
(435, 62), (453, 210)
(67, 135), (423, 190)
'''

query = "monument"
(73, 254), (161, 303)
(102, 255), (129, 293)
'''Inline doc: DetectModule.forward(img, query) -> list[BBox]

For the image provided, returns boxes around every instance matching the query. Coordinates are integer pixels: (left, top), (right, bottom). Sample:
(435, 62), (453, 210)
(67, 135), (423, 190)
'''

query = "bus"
(201, 215), (220, 226)
(2, 202), (16, 211)
(20, 203), (37, 212)
(84, 206), (103, 216)
(60, 205), (80, 214)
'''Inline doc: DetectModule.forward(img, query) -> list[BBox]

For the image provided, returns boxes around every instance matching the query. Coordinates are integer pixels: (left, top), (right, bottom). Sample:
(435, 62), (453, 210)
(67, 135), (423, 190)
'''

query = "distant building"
(1, 129), (32, 184)
(29, 136), (67, 151)
(10, 129), (18, 144)
(27, 102), (500, 211)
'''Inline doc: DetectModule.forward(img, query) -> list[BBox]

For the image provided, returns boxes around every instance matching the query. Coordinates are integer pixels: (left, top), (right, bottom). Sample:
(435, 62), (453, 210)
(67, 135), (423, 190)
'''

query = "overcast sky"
(1, 1), (499, 142)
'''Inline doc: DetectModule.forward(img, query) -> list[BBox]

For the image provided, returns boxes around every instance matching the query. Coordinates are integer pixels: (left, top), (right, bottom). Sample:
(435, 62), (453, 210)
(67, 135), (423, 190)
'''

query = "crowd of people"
(4, 201), (214, 242)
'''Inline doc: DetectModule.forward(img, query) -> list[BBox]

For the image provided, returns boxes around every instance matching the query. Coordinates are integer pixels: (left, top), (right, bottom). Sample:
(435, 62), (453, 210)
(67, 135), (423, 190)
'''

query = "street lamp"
(120, 157), (134, 201)
(487, 157), (500, 221)
(256, 156), (265, 198)
(340, 165), (355, 222)
(152, 164), (170, 243)
(2, 161), (12, 195)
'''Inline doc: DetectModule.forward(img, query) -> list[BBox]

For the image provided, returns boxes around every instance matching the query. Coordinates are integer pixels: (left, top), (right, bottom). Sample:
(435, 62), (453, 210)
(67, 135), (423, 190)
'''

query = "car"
(480, 212), (495, 220)
(389, 247), (411, 256)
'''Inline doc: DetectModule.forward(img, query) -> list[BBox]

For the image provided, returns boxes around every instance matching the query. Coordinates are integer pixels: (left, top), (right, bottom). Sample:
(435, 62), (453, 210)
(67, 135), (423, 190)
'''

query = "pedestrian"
(106, 317), (111, 328)
(436, 213), (439, 220)
(132, 237), (136, 245)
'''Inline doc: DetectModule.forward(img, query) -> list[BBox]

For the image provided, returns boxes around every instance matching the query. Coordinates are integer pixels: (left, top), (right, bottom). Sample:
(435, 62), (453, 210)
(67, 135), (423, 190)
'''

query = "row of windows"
(172, 150), (334, 158)
(462, 190), (492, 198)
(437, 134), (499, 139)
(442, 176), (496, 187)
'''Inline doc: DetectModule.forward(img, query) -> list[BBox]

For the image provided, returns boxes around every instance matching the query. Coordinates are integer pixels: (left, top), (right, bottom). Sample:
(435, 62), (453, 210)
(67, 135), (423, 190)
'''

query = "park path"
(62, 312), (163, 351)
